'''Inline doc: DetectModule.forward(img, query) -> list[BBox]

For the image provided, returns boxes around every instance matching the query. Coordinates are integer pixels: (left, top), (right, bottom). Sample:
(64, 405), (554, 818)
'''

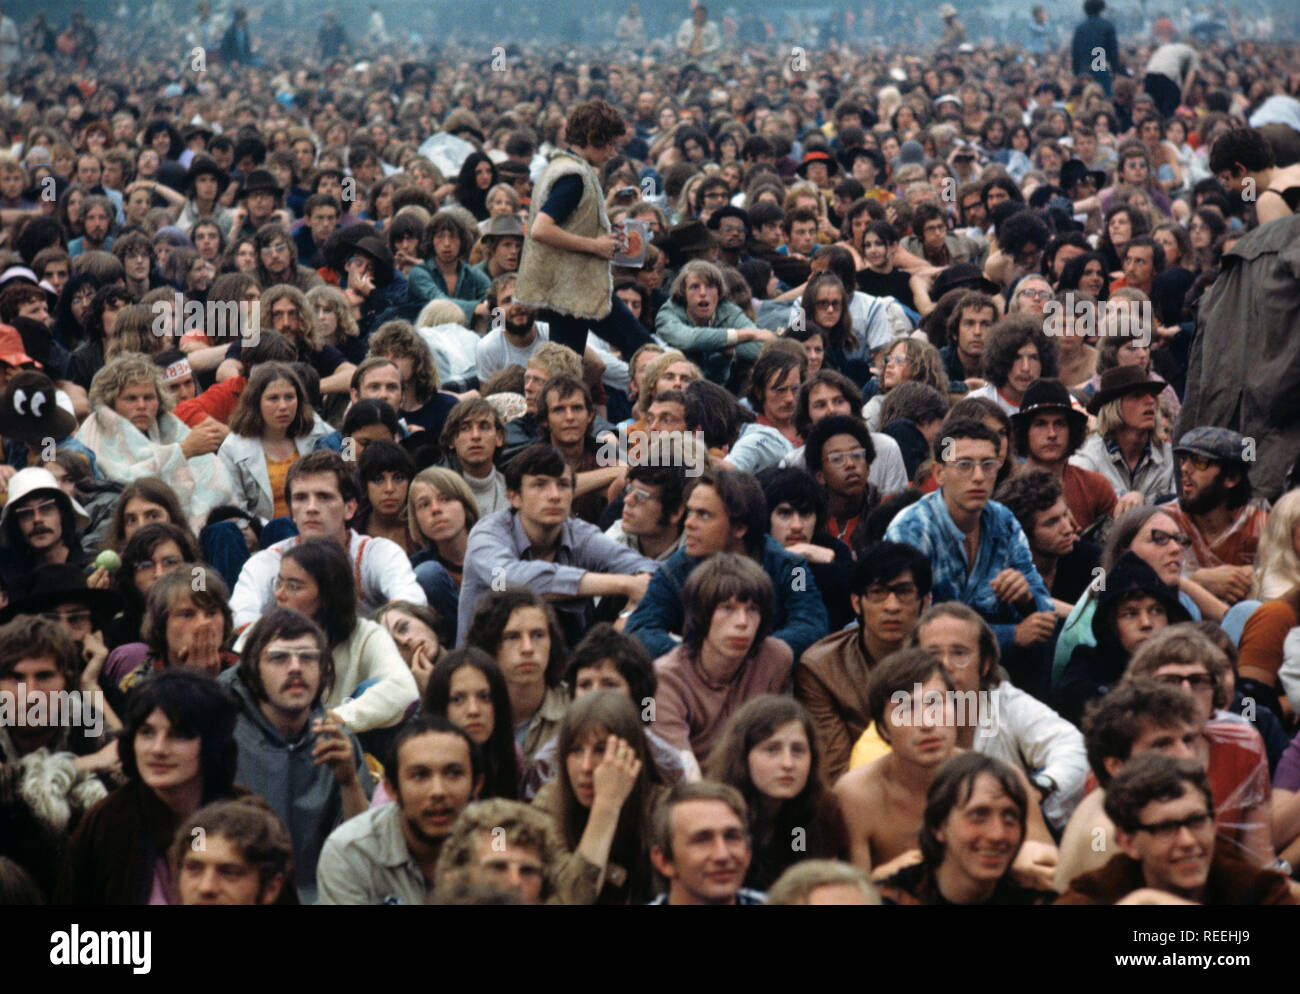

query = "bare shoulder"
(833, 757), (885, 806)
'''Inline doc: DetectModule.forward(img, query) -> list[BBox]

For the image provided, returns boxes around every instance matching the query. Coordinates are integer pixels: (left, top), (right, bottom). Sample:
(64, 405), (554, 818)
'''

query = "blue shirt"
(884, 491), (1053, 654)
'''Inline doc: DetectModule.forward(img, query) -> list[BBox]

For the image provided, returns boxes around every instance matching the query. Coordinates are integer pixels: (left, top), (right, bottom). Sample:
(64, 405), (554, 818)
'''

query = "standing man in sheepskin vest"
(516, 99), (654, 360)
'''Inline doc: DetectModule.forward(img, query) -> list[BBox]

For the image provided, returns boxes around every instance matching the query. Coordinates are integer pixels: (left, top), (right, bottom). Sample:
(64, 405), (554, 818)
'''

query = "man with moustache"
(0, 467), (94, 595)
(1163, 427), (1268, 605)
(476, 275), (547, 381)
(222, 608), (372, 904)
(316, 716), (483, 904)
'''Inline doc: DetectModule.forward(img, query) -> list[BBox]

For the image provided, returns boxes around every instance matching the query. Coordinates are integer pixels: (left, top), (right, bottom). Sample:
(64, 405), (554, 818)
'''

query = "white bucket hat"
(0, 466), (90, 547)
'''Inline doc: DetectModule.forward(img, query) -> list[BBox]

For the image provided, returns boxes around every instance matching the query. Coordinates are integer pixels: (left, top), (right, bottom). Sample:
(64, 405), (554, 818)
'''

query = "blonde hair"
(90, 352), (176, 419)
(1253, 489), (1300, 600)
(416, 298), (468, 327)
(407, 467), (480, 543)
(526, 341), (582, 382)
(306, 284), (359, 341)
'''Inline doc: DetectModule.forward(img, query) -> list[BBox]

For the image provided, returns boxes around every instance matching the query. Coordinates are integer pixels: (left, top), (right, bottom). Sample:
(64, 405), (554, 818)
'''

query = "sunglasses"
(1147, 529), (1192, 548)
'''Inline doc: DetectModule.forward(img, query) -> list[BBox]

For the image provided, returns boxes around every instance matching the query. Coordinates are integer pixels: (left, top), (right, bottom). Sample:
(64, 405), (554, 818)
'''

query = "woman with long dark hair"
(453, 151), (498, 221)
(425, 648), (520, 800)
(704, 695), (847, 891)
(533, 690), (664, 904)
(56, 669), (242, 904)
(258, 537), (418, 734)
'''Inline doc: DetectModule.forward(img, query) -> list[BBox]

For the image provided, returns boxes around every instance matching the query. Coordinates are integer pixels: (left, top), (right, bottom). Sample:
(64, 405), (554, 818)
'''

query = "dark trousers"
(541, 295), (653, 359)
(1142, 72), (1182, 118)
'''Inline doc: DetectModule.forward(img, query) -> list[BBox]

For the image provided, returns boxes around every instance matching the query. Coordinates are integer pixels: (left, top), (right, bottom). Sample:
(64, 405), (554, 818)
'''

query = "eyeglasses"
(135, 555), (184, 574)
(862, 581), (920, 604)
(623, 484), (657, 504)
(260, 242), (291, 256)
(1154, 672), (1213, 691)
(1146, 529), (1192, 548)
(1135, 811), (1212, 839)
(1176, 453), (1215, 471)
(262, 649), (323, 666)
(768, 384), (801, 397)
(814, 298), (842, 310)
(1018, 287), (1052, 300)
(41, 609), (92, 627)
(825, 447), (869, 468)
(945, 458), (1000, 476)
(884, 354), (909, 366)
(13, 498), (60, 523)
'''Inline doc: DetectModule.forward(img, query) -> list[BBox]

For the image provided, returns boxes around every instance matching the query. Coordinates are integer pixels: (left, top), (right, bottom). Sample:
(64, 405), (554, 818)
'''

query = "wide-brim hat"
(796, 150), (839, 177)
(0, 562), (122, 627)
(0, 467), (90, 548)
(236, 168), (282, 200)
(349, 235), (395, 288)
(0, 370), (76, 444)
(482, 213), (525, 239)
(184, 154), (231, 197)
(1011, 378), (1088, 449)
(1087, 365), (1164, 414)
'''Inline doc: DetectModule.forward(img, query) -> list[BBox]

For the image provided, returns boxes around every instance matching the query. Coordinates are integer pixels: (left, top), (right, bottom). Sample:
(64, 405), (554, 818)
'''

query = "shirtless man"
(835, 648), (1058, 886)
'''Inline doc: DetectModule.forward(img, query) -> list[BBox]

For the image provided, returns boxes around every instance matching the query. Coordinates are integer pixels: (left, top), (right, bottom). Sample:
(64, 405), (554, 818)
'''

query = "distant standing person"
(1071, 0), (1120, 96)
(515, 99), (654, 363)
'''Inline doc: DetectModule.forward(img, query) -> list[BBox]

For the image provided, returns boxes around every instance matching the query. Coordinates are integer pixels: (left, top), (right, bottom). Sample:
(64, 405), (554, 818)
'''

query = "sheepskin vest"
(515, 150), (612, 320)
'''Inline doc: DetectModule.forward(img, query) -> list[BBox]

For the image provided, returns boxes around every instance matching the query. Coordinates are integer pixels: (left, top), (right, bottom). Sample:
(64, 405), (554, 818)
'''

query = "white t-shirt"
(474, 322), (550, 381)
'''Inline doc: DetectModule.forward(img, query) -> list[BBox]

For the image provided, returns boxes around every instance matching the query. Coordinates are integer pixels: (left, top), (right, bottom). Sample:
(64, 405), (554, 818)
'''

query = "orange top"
(266, 453), (295, 520)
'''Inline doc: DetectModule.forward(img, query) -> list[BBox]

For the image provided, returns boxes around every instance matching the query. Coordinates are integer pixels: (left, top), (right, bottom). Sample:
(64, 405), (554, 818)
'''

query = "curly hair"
(305, 284), (359, 341)
(880, 335), (950, 395)
(979, 314), (1059, 388)
(565, 99), (626, 149)
(90, 352), (176, 418)
(435, 799), (566, 903)
(368, 319), (440, 402)
(258, 284), (322, 355)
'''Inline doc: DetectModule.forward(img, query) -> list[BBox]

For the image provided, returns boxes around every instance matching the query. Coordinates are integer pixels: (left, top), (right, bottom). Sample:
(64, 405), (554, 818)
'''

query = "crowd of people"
(1, 0), (1300, 907)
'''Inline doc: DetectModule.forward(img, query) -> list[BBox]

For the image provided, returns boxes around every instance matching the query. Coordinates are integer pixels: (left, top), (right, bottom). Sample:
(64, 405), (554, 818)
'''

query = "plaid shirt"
(885, 490), (1053, 654)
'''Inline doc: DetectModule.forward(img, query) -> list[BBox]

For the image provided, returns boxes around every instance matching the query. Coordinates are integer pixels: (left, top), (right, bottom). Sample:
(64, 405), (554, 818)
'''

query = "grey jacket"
(316, 801), (434, 905)
(220, 668), (372, 904)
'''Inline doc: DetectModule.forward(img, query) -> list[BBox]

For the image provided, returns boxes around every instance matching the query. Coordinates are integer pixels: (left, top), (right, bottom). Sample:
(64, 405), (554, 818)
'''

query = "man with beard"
(475, 274), (548, 381)
(222, 608), (372, 903)
(316, 716), (482, 904)
(67, 196), (114, 257)
(1163, 427), (1267, 605)
(706, 206), (752, 269)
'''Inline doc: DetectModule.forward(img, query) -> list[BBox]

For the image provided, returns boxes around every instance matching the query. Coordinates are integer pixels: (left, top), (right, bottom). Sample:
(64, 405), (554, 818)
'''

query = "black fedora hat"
(236, 168), (283, 200)
(1011, 378), (1088, 451)
(931, 262), (1002, 300)
(183, 154), (231, 197)
(349, 235), (395, 288)
(0, 562), (122, 627)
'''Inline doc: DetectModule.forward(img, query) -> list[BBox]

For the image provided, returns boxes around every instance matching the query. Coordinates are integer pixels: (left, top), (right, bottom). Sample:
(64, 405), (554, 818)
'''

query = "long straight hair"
(703, 695), (843, 890)
(424, 648), (520, 800)
(555, 691), (663, 903)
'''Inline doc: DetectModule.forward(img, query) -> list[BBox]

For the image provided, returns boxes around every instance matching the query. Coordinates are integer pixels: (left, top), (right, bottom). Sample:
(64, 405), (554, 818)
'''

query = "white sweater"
(231, 529), (427, 630)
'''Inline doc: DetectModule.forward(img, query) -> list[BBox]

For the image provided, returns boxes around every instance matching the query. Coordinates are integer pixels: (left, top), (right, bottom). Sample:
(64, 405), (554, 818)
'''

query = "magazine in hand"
(612, 219), (648, 268)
